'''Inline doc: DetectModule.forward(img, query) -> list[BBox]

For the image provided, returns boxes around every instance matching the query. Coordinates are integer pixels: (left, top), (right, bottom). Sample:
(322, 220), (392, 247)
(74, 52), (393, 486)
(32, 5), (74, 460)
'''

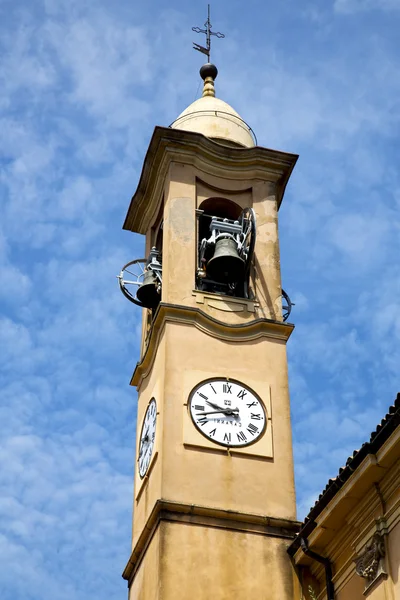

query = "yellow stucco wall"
(130, 520), (296, 600)
(335, 575), (365, 600)
(388, 519), (400, 598)
(128, 528), (161, 600)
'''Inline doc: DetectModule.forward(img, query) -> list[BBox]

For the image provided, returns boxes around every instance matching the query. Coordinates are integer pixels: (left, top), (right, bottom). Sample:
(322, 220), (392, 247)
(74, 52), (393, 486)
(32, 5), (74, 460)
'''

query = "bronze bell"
(206, 237), (245, 283)
(137, 269), (161, 309)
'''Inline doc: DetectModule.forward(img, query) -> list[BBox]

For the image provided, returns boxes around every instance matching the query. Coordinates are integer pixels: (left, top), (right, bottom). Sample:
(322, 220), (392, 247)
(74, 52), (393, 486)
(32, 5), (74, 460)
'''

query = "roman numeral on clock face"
(247, 401), (257, 408)
(197, 416), (208, 426)
(237, 389), (247, 399)
(247, 423), (259, 436)
(251, 413), (262, 420)
(237, 431), (247, 442)
(194, 405), (205, 411)
(223, 383), (232, 394)
(223, 432), (231, 443)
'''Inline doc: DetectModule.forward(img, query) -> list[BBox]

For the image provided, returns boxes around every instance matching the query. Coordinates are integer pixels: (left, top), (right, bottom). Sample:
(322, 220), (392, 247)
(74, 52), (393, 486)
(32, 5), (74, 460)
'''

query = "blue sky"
(1, 0), (400, 598)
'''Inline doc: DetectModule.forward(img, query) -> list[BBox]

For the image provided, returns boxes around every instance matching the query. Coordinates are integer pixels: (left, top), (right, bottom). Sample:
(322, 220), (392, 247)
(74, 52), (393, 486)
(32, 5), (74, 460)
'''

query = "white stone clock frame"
(183, 370), (273, 459)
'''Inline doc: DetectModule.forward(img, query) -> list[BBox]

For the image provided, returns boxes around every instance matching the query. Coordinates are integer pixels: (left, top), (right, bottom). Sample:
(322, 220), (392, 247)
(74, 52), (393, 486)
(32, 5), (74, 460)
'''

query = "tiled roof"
(288, 393), (400, 556)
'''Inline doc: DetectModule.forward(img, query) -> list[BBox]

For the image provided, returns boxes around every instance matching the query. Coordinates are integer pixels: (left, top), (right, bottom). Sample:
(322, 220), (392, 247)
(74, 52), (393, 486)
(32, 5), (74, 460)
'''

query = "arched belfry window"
(196, 197), (256, 300)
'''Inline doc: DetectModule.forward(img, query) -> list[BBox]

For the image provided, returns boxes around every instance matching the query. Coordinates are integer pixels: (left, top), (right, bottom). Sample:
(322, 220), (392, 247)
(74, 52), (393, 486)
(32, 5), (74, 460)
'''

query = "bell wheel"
(282, 289), (293, 322)
(117, 258), (147, 307)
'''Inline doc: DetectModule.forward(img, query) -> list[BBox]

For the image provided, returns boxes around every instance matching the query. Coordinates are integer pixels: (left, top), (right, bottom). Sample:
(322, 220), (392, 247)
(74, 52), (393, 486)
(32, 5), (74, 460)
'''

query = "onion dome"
(170, 63), (255, 148)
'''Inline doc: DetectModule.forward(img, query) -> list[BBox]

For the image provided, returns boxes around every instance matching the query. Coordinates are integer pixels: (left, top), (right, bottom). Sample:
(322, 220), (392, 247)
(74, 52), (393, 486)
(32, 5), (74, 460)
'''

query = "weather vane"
(192, 4), (225, 63)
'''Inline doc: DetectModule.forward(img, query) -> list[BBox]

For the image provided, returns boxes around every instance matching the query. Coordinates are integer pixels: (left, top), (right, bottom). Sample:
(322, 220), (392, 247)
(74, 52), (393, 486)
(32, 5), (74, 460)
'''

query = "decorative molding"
(354, 532), (387, 593)
(123, 126), (298, 234)
(122, 499), (301, 584)
(131, 303), (294, 388)
(362, 572), (388, 596)
(192, 290), (259, 313)
(375, 516), (389, 538)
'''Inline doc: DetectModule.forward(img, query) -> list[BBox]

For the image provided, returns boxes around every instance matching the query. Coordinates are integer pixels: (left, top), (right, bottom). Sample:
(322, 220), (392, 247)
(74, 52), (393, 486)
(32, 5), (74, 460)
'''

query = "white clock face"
(189, 379), (266, 448)
(138, 398), (157, 478)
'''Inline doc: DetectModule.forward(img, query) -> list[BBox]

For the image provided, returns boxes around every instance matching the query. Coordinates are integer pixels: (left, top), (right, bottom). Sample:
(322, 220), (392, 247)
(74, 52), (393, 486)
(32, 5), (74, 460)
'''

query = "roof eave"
(288, 394), (400, 559)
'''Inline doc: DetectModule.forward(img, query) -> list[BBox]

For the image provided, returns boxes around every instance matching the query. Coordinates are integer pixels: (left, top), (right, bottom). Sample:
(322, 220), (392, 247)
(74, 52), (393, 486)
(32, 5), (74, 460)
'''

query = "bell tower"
(119, 59), (299, 599)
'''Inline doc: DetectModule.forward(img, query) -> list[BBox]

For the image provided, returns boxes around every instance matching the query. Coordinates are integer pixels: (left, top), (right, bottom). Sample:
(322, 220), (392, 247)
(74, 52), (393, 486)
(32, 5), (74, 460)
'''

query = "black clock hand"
(198, 409), (239, 417)
(139, 426), (151, 458)
(206, 400), (239, 413)
(206, 400), (224, 410)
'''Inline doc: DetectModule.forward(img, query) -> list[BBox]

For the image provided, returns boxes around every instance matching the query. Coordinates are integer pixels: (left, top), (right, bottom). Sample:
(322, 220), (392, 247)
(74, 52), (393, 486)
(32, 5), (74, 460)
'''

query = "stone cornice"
(122, 499), (301, 584)
(123, 126), (298, 234)
(131, 303), (294, 388)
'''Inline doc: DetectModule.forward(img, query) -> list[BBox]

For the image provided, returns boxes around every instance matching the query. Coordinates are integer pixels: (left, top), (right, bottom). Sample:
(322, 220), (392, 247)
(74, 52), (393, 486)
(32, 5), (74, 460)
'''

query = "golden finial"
(200, 63), (218, 98)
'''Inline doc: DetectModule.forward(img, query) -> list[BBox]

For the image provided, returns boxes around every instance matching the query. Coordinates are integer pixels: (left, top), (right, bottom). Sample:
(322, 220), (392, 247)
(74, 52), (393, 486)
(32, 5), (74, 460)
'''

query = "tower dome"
(170, 64), (255, 149)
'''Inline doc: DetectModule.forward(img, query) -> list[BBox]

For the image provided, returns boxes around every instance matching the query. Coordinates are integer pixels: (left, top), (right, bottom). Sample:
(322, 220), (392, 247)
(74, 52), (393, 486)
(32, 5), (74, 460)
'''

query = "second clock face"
(138, 398), (157, 478)
(189, 379), (266, 448)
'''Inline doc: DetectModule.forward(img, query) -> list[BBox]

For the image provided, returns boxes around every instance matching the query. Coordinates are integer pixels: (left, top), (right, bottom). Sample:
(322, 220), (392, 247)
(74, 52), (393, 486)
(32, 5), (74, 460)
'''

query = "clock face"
(188, 379), (266, 448)
(138, 398), (157, 478)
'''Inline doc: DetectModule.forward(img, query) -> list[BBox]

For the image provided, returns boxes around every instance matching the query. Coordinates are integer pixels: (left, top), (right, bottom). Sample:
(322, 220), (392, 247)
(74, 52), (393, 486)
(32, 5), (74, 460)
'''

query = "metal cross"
(192, 4), (225, 63)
